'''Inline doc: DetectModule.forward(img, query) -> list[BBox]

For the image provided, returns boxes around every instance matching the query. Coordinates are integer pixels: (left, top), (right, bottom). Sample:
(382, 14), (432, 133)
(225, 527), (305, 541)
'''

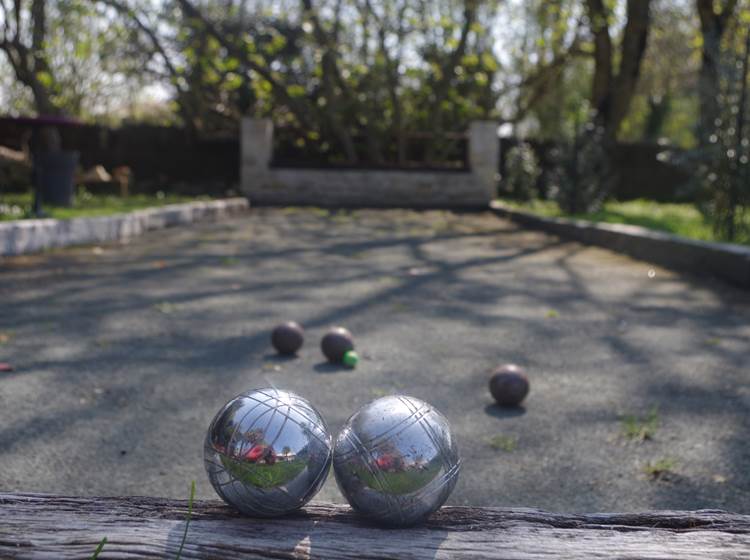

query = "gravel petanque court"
(1, 207), (748, 514)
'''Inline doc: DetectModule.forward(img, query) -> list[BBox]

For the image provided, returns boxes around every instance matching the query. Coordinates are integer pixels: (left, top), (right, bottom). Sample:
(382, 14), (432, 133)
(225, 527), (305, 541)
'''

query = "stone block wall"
(0, 198), (249, 256)
(240, 119), (498, 208)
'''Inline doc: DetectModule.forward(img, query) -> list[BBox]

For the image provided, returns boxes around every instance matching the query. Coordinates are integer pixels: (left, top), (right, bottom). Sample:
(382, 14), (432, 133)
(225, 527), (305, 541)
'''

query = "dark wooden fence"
(0, 118), (239, 196)
(1, 117), (693, 201)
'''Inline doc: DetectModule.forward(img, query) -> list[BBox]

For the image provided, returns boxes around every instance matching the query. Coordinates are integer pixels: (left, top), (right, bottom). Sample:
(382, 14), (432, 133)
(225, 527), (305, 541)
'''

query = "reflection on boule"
(333, 395), (460, 526)
(204, 387), (332, 517)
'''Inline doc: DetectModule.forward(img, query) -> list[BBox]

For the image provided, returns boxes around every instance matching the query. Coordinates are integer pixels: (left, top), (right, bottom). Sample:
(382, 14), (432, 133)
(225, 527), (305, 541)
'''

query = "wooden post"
(1, 493), (749, 559)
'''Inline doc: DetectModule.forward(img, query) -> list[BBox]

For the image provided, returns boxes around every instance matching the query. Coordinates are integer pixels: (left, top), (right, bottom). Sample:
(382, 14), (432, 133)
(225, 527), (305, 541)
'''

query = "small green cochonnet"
(342, 350), (359, 368)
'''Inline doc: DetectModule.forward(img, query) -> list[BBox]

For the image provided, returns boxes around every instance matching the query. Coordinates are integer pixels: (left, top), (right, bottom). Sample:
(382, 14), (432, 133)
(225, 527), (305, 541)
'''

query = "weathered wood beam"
(1, 492), (749, 559)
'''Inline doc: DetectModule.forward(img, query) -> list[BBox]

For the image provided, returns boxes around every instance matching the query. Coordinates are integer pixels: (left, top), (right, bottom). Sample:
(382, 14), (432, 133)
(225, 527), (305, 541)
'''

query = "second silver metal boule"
(333, 395), (460, 526)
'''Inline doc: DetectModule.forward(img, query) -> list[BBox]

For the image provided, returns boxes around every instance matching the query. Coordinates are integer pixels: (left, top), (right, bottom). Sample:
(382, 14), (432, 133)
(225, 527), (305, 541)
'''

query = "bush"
(668, 30), (750, 242)
(693, 144), (749, 243)
(502, 142), (542, 201)
(547, 122), (615, 215)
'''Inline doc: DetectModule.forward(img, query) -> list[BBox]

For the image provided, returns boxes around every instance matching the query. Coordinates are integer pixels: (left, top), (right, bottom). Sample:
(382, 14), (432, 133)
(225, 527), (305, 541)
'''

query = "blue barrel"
(35, 151), (79, 207)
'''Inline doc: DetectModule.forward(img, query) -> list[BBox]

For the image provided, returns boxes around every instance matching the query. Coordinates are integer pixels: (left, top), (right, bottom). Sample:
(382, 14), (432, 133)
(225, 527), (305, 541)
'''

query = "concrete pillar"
(468, 121), (500, 201)
(240, 118), (273, 195)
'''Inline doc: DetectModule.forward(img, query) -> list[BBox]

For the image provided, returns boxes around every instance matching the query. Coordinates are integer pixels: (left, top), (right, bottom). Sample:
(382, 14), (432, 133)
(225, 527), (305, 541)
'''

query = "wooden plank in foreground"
(1, 493), (749, 559)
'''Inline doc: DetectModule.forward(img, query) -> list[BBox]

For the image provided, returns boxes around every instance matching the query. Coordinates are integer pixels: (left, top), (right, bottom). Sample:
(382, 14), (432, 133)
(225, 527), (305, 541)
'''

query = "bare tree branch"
(97, 0), (180, 81)
(0, 0), (11, 40)
(13, 0), (21, 41)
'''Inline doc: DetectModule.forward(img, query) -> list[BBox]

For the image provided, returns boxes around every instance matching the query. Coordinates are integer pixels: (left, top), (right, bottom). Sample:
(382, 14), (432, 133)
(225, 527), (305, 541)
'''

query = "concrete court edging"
(0, 197), (249, 257)
(490, 201), (750, 289)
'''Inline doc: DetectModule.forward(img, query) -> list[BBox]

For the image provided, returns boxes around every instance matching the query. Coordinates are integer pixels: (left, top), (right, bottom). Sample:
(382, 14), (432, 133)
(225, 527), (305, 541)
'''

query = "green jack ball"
(342, 350), (359, 368)
(321, 327), (354, 363)
(489, 364), (529, 407)
(271, 321), (304, 355)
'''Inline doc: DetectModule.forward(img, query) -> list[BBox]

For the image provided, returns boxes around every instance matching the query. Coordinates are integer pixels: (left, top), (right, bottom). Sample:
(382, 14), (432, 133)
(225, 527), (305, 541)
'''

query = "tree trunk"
(585, 0), (652, 141)
(28, 0), (60, 115)
(695, 0), (739, 147)
(610, 0), (651, 133)
(697, 8), (723, 146)
(586, 0), (613, 119)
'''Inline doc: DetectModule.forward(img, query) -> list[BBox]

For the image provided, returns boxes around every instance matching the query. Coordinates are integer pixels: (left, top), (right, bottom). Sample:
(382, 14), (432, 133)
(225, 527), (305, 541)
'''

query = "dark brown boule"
(489, 364), (529, 407)
(321, 327), (354, 363)
(271, 321), (304, 355)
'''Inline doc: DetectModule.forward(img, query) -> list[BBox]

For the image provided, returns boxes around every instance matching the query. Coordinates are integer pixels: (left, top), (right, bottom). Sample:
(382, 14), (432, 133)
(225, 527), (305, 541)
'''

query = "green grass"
(90, 537), (107, 560)
(488, 434), (517, 452)
(220, 455), (308, 489)
(346, 460), (443, 495)
(0, 189), (205, 221)
(90, 481), (196, 558)
(643, 457), (677, 479)
(175, 481), (195, 560)
(621, 407), (659, 441)
(153, 302), (178, 314)
(501, 198), (750, 245)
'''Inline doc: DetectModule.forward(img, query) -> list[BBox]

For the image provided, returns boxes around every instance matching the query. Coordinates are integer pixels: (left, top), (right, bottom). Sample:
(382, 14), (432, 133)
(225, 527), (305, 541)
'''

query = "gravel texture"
(1, 207), (748, 513)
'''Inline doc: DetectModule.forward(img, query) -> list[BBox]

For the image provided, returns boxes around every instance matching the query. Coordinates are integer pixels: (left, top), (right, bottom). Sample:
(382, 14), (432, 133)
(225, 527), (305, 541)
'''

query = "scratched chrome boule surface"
(333, 395), (460, 526)
(204, 387), (332, 517)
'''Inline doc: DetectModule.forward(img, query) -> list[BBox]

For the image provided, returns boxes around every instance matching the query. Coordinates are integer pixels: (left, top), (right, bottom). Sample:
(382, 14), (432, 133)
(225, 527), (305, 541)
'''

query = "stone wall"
(240, 119), (499, 208)
(0, 198), (249, 256)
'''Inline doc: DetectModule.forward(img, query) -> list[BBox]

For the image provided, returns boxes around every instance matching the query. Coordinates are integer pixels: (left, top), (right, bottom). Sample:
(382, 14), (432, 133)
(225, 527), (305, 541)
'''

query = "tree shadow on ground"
(262, 353), (301, 363)
(1, 208), (748, 512)
(313, 362), (352, 374)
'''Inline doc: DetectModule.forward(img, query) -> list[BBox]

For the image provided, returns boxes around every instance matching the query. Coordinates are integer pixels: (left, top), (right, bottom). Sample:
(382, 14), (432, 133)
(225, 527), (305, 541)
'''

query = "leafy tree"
(0, 0), (63, 114)
(691, 13), (750, 241)
(170, 0), (503, 164)
(0, 0), (156, 119)
(619, 1), (700, 146)
(497, 0), (587, 137)
(695, 0), (740, 148)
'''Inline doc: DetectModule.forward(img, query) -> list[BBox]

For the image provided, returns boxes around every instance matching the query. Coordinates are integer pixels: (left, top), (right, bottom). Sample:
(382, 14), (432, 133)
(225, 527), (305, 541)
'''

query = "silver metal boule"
(333, 395), (460, 526)
(204, 387), (332, 517)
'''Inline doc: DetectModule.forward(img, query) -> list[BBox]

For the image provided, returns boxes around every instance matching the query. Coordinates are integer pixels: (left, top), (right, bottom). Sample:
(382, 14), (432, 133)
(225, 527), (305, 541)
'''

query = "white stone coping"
(0, 197), (249, 257)
(490, 201), (750, 288)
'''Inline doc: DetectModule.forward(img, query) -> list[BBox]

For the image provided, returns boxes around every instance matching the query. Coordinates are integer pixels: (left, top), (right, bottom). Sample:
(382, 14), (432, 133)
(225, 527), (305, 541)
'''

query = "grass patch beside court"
(0, 190), (204, 221)
(500, 198), (749, 245)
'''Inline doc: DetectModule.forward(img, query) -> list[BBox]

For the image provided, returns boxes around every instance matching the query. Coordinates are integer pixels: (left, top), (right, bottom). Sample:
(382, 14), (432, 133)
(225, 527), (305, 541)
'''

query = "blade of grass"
(90, 537), (107, 559)
(175, 480), (196, 560)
